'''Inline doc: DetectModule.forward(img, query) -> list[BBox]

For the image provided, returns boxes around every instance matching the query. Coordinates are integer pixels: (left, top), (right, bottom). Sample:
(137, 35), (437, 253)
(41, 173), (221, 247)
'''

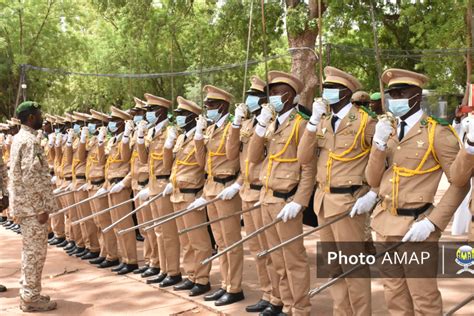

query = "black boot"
(98, 259), (120, 269)
(246, 299), (271, 313)
(111, 262), (126, 272)
(89, 256), (105, 265)
(117, 264), (139, 275)
(141, 267), (160, 278)
(146, 273), (167, 284)
(81, 251), (100, 260)
(56, 239), (68, 248)
(189, 282), (211, 297)
(64, 241), (76, 251)
(159, 274), (182, 288)
(50, 237), (65, 246)
(215, 291), (245, 306)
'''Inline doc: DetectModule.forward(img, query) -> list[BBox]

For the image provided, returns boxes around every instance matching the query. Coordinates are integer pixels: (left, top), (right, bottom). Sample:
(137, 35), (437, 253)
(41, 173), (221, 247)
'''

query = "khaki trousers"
(74, 188), (100, 252)
(242, 200), (275, 302)
(318, 205), (371, 316)
(63, 187), (84, 248)
(134, 189), (160, 268)
(261, 201), (310, 316)
(150, 194), (180, 276)
(174, 199), (212, 285)
(89, 187), (119, 261)
(205, 194), (243, 293)
(51, 193), (66, 238)
(108, 188), (137, 264)
(375, 233), (442, 316)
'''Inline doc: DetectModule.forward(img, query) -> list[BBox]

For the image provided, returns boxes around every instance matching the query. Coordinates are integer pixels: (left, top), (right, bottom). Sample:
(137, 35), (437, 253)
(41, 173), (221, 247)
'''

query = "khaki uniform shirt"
(298, 106), (376, 217)
(366, 114), (468, 236)
(105, 133), (131, 188)
(85, 136), (106, 185)
(226, 118), (263, 202)
(171, 130), (205, 203)
(195, 119), (240, 197)
(248, 108), (315, 207)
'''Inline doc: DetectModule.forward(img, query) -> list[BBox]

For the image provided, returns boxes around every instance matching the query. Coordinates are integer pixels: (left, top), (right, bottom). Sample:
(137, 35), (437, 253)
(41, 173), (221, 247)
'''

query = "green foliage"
(286, 2), (317, 36)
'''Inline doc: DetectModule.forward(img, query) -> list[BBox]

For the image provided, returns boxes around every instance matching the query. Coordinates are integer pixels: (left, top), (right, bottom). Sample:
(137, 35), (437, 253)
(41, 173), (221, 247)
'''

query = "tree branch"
(27, 0), (56, 56)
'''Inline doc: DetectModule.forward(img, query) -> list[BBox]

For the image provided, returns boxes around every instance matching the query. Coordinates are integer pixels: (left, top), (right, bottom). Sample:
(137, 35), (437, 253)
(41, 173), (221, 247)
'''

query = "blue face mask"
(387, 94), (419, 117)
(322, 88), (342, 105)
(206, 109), (222, 122)
(176, 115), (188, 128)
(54, 128), (61, 134)
(146, 111), (158, 125)
(269, 95), (285, 113)
(73, 123), (81, 134)
(133, 115), (143, 124)
(88, 123), (97, 134)
(245, 95), (261, 113)
(108, 121), (118, 133)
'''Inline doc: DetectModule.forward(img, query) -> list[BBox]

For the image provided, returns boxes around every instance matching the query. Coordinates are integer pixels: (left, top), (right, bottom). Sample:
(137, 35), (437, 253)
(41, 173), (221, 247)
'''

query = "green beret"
(370, 92), (381, 101)
(16, 101), (41, 116)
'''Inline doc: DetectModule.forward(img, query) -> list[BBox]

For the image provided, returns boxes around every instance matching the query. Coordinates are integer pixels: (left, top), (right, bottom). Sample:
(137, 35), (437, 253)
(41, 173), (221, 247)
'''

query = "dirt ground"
(1, 175), (473, 315)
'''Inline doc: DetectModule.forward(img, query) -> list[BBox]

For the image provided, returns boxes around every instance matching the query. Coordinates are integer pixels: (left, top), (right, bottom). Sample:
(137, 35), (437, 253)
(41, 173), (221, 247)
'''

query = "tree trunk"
(286, 0), (326, 109)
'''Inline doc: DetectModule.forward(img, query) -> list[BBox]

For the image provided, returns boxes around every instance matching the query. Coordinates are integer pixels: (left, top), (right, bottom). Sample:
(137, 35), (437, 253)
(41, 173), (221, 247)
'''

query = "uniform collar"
(216, 113), (229, 128)
(277, 107), (294, 125)
(154, 119), (168, 134)
(185, 127), (196, 138)
(332, 102), (352, 121)
(398, 109), (423, 130)
(21, 124), (37, 135)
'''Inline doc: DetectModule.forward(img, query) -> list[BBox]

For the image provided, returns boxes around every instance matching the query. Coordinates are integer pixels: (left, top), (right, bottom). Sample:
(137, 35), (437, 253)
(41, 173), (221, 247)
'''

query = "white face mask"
(387, 93), (419, 117)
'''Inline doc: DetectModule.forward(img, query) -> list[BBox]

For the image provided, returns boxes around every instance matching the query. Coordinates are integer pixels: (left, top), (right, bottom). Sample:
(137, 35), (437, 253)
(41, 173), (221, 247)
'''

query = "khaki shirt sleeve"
(294, 120), (316, 207)
(78, 141), (87, 162)
(137, 141), (148, 165)
(248, 132), (266, 164)
(365, 117), (376, 146)
(427, 126), (470, 230)
(226, 125), (241, 160)
(65, 143), (73, 164)
(121, 140), (132, 162)
(163, 146), (173, 172)
(297, 129), (317, 164)
(122, 171), (132, 188)
(450, 148), (474, 187)
(365, 146), (387, 189)
(194, 138), (207, 169)
(47, 145), (55, 163)
(98, 142), (106, 164)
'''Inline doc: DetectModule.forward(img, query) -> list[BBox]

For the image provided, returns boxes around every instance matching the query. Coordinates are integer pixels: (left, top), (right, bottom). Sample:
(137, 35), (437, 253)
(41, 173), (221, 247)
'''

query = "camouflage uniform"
(8, 125), (56, 302)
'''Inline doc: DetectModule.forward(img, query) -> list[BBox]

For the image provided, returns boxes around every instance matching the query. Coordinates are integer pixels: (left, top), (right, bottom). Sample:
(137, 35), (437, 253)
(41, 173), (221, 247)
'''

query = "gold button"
(389, 178), (393, 183)
(415, 153), (419, 156)
(348, 180), (352, 184)
(272, 138), (275, 141)
(397, 146), (401, 150)
(344, 143), (348, 146)
(385, 195), (390, 199)
(286, 175), (290, 178)
(393, 163), (397, 166)
(417, 129), (421, 133)
(419, 197), (423, 200)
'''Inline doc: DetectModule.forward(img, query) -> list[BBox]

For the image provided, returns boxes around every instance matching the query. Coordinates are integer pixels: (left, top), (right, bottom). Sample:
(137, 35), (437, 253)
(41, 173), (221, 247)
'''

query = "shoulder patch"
(429, 115), (449, 126)
(360, 106), (377, 119)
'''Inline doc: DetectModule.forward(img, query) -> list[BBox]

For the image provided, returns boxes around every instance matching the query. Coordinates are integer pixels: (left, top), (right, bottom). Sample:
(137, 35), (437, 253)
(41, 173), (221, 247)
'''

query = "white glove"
(373, 118), (394, 150)
(309, 99), (327, 127)
(77, 183), (89, 191)
(164, 126), (178, 149)
(95, 187), (108, 197)
(53, 187), (62, 194)
(124, 121), (134, 138)
(66, 129), (74, 145)
(80, 126), (88, 143)
(137, 121), (147, 138)
(163, 182), (173, 195)
(48, 133), (55, 147)
(65, 183), (74, 191)
(277, 201), (302, 222)
(466, 118), (474, 143)
(188, 197), (207, 210)
(98, 127), (107, 143)
(217, 182), (241, 200)
(51, 176), (57, 184)
(195, 115), (207, 140)
(402, 218), (435, 242)
(233, 104), (246, 126)
(256, 104), (273, 127)
(350, 191), (378, 217)
(55, 133), (62, 147)
(137, 188), (150, 201)
(110, 181), (125, 194)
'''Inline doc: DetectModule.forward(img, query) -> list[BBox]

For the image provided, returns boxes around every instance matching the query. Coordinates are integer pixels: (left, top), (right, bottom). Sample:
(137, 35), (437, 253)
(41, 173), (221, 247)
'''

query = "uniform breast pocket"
(335, 136), (356, 150)
(273, 167), (300, 191)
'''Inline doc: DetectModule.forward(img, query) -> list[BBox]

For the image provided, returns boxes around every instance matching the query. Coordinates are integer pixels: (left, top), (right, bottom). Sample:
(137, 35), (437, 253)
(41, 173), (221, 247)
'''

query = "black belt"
(397, 203), (432, 220)
(76, 175), (86, 180)
(156, 175), (170, 180)
(250, 184), (263, 191)
(90, 179), (105, 186)
(180, 187), (203, 194)
(273, 186), (298, 200)
(329, 185), (361, 194)
(138, 179), (149, 186)
(109, 177), (124, 184)
(65, 177), (73, 181)
(213, 174), (237, 185)
(472, 215), (474, 222)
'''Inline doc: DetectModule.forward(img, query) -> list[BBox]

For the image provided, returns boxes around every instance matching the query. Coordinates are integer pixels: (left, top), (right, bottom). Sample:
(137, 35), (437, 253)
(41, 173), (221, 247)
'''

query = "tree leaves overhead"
(0, 0), (471, 119)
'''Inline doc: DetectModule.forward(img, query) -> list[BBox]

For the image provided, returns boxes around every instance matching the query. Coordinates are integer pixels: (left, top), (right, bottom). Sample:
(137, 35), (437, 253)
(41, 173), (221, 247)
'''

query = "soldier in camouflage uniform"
(8, 101), (57, 312)
(0, 139), (8, 293)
